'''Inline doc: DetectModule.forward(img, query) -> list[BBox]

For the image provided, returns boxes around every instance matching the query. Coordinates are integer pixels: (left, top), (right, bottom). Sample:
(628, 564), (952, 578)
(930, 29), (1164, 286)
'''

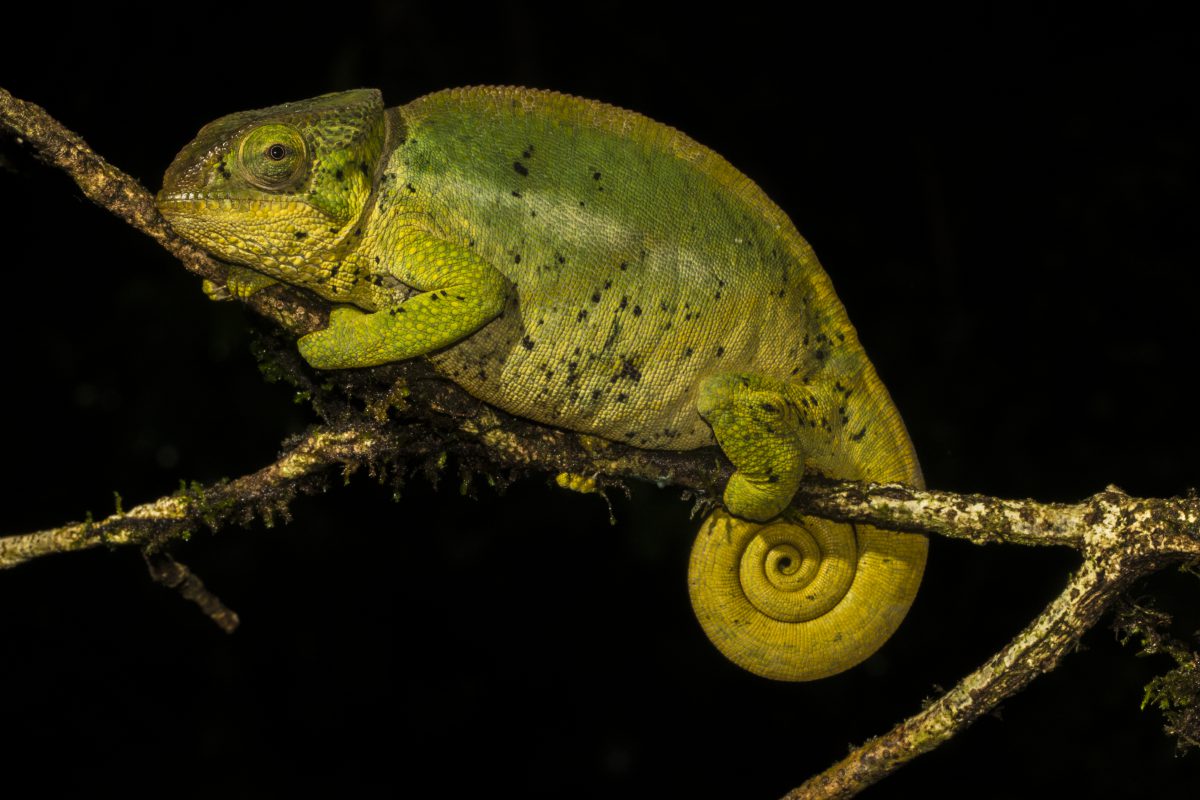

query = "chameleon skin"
(158, 87), (927, 680)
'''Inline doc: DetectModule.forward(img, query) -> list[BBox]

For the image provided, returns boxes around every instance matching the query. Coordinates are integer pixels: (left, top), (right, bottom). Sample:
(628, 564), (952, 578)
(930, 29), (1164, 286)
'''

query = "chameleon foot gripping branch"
(157, 86), (926, 680)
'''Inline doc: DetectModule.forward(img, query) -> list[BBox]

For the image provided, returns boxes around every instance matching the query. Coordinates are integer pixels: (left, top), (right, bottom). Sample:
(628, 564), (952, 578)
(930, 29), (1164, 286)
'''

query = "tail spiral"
(688, 508), (927, 681)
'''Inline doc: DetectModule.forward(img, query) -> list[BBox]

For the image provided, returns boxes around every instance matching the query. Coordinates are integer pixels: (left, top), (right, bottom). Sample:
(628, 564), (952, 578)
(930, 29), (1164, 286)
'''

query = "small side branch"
(144, 551), (241, 633)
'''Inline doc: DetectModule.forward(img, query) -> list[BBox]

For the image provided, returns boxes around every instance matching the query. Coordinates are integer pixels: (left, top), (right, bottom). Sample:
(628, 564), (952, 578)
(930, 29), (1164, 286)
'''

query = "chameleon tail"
(687, 508), (927, 681)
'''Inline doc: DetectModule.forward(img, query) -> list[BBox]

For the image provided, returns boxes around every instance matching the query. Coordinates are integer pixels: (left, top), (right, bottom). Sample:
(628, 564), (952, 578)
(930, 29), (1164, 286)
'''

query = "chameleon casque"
(157, 87), (927, 681)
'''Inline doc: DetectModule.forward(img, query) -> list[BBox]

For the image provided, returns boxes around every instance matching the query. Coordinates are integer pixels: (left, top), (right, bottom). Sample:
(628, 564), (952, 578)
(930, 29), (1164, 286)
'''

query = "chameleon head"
(157, 89), (385, 278)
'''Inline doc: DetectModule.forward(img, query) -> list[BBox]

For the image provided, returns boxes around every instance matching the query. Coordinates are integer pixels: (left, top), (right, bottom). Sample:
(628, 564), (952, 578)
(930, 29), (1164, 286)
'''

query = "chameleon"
(157, 87), (927, 681)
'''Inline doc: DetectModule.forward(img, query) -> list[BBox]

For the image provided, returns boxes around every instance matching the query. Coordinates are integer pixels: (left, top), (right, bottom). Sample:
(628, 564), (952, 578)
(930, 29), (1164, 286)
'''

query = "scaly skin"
(158, 87), (927, 680)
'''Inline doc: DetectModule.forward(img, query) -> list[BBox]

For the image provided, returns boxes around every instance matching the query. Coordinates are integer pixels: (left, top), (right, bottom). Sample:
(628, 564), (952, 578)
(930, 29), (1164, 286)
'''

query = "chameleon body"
(158, 87), (927, 680)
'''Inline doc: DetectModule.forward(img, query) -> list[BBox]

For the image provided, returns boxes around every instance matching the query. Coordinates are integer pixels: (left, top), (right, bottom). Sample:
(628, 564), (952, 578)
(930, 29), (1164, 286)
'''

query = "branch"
(4, 86), (1200, 799)
(784, 486), (1200, 798)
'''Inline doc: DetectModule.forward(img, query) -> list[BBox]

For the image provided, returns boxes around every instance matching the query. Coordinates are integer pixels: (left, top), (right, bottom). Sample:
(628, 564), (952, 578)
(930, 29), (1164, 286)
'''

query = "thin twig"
(144, 551), (241, 633)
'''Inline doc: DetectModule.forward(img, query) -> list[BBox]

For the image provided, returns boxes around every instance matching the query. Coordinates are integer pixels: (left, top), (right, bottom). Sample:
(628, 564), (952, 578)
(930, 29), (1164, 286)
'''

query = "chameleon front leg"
(202, 264), (279, 301)
(297, 235), (509, 370)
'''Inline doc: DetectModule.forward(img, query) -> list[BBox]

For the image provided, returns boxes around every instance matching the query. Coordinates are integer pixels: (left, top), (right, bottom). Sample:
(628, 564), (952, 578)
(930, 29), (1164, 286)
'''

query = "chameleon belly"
(158, 86), (928, 680)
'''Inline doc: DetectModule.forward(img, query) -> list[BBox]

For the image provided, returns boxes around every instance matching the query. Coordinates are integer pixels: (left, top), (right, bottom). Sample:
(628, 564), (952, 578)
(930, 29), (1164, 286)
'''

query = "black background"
(2, 3), (1200, 797)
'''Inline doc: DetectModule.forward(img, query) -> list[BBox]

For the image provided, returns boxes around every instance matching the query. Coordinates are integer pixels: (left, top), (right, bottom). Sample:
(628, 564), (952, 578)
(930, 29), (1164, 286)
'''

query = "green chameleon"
(157, 87), (927, 681)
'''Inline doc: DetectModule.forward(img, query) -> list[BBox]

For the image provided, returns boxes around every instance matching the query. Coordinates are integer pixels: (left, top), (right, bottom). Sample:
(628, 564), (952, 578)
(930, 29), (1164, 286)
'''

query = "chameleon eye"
(238, 124), (308, 190)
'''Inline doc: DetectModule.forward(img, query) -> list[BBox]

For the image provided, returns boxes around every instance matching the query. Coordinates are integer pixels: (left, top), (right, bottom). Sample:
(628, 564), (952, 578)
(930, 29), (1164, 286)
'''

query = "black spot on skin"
(591, 292), (601, 303)
(430, 293), (440, 301)
(521, 336), (535, 350)
(593, 171), (602, 180)
(579, 201), (586, 207)
(513, 253), (522, 263)
(406, 183), (417, 193)
(293, 231), (307, 239)
(619, 262), (628, 271)
(815, 349), (827, 361)
(591, 389), (603, 400)
(512, 190), (522, 198)
(335, 169), (344, 181)
(513, 161), (529, 176)
(577, 309), (588, 322)
(557, 254), (566, 264)
(623, 431), (636, 438)
(716, 346), (725, 357)
(360, 161), (371, 177)
(684, 347), (694, 357)
(478, 369), (487, 381)
(604, 279), (612, 289)
(760, 403), (778, 413)
(616, 393), (628, 402)
(619, 296), (628, 310)
(850, 426), (868, 442)
(632, 305), (642, 316)
(374, 256), (380, 263)
(617, 358), (642, 383)
(522, 145), (534, 158)
(767, 474), (780, 483)
(836, 332), (846, 342)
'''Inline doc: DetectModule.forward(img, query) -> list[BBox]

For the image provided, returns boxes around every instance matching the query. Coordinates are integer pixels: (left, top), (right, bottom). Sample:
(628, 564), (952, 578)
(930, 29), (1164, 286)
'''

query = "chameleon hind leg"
(691, 371), (926, 680)
(298, 235), (508, 369)
(696, 372), (807, 522)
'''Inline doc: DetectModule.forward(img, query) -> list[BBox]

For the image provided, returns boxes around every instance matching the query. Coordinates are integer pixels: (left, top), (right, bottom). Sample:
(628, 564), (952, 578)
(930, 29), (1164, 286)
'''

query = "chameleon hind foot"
(697, 373), (806, 522)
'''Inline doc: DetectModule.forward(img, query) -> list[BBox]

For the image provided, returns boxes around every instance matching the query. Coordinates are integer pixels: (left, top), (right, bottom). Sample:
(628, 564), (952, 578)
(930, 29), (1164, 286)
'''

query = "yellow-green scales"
(158, 87), (927, 680)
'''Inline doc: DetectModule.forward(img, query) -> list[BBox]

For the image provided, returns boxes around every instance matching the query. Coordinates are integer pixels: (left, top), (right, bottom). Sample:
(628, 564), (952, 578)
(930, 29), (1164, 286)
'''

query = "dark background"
(2, 3), (1200, 797)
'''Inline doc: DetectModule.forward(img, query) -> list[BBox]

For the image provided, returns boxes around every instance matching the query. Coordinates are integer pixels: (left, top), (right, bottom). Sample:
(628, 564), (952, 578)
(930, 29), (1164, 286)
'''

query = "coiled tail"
(688, 501), (927, 680)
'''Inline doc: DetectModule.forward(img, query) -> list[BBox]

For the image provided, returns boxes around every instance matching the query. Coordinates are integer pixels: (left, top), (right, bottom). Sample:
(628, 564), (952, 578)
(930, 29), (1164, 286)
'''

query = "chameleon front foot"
(202, 265), (279, 302)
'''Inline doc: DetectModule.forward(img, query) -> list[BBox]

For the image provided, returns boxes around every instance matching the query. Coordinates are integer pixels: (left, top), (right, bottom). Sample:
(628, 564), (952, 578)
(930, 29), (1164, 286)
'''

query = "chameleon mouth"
(156, 191), (308, 215)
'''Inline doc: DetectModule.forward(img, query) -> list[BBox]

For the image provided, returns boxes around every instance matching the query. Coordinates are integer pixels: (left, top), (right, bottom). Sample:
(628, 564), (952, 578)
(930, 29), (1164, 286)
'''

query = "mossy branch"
(3, 86), (1199, 799)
